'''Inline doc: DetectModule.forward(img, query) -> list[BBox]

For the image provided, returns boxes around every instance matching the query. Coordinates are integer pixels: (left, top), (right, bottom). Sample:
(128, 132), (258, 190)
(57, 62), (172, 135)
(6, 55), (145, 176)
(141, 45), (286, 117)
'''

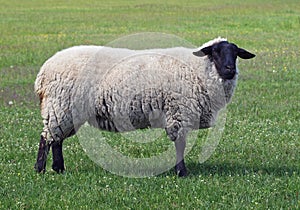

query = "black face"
(193, 41), (256, 80)
(211, 42), (238, 80)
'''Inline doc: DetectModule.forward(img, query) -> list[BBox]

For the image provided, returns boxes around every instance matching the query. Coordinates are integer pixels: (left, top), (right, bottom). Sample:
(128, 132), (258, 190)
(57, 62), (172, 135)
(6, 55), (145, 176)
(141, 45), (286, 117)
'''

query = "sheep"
(34, 37), (255, 177)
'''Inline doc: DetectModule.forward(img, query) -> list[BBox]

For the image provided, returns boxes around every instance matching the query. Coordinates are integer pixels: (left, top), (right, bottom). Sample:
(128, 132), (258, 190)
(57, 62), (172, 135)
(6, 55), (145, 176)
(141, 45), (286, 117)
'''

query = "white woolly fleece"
(35, 37), (237, 142)
(197, 37), (227, 50)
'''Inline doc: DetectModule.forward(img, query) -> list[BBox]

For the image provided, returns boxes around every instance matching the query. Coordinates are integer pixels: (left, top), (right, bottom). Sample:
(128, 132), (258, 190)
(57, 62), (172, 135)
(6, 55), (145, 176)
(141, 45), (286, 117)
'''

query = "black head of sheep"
(193, 41), (256, 80)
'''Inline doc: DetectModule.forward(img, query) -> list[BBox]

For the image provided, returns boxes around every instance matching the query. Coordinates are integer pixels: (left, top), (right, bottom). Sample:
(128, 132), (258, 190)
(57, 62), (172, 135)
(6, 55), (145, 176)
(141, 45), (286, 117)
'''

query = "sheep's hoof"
(175, 160), (188, 177)
(34, 161), (46, 173)
(176, 168), (188, 177)
(52, 163), (65, 174)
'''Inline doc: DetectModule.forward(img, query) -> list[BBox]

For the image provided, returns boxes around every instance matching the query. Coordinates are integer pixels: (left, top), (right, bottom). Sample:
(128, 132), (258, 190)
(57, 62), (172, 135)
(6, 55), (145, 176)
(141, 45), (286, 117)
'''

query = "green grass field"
(1, 0), (299, 209)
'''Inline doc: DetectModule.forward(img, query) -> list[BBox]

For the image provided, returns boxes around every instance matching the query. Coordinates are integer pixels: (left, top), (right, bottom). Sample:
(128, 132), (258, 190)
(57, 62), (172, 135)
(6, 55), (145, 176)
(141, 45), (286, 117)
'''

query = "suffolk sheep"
(34, 37), (255, 177)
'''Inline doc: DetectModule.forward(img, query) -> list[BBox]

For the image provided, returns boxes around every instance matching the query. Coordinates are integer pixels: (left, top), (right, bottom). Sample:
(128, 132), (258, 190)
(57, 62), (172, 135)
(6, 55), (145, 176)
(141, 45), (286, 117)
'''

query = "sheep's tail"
(34, 68), (46, 105)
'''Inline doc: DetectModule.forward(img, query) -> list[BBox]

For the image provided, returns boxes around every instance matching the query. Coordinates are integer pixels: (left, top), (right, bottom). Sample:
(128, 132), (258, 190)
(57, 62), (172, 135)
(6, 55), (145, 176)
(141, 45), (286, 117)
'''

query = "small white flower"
(8, 101), (13, 105)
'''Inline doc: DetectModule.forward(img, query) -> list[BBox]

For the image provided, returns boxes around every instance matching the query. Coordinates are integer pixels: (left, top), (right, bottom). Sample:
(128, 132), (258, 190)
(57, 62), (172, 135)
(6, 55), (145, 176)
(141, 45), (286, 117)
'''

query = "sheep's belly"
(91, 108), (166, 132)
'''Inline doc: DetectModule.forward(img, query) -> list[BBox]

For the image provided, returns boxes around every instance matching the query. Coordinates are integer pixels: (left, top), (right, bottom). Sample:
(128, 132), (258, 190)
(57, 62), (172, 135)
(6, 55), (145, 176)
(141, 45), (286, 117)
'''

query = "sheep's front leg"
(165, 121), (188, 177)
(51, 141), (65, 173)
(34, 135), (50, 173)
(174, 137), (187, 177)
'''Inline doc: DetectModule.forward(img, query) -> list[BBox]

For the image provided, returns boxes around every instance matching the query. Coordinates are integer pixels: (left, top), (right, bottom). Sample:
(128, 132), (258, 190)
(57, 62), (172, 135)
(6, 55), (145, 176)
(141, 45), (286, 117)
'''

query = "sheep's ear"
(193, 46), (212, 57)
(238, 48), (256, 59)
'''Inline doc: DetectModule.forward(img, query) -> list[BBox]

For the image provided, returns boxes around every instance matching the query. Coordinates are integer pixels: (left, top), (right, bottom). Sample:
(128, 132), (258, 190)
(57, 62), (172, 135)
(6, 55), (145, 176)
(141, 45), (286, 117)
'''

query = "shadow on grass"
(64, 159), (299, 178)
(187, 161), (299, 177)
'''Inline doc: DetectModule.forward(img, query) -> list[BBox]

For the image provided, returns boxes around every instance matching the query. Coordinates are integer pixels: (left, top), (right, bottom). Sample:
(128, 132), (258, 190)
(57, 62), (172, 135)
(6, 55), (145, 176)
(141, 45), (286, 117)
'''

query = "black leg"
(51, 141), (65, 173)
(166, 120), (188, 177)
(174, 139), (188, 177)
(34, 135), (50, 173)
(175, 159), (187, 177)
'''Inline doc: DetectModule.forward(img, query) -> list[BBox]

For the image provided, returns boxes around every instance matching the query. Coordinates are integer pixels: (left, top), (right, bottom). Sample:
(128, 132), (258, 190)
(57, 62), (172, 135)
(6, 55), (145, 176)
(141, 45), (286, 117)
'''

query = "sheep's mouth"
(220, 71), (237, 80)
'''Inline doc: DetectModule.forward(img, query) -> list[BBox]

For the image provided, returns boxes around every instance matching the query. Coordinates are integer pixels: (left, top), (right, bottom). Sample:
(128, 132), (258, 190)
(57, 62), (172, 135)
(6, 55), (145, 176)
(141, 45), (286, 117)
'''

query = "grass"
(0, 0), (299, 209)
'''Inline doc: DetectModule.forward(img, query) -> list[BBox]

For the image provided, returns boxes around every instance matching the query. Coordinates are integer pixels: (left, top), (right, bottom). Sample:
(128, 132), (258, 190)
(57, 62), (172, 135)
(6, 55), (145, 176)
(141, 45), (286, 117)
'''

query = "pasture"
(0, 0), (299, 209)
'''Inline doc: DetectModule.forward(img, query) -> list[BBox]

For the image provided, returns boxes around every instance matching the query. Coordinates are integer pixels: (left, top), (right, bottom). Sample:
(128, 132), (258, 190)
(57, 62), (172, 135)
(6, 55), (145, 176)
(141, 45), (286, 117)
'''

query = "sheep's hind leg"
(51, 141), (65, 173)
(51, 125), (77, 173)
(34, 135), (50, 173)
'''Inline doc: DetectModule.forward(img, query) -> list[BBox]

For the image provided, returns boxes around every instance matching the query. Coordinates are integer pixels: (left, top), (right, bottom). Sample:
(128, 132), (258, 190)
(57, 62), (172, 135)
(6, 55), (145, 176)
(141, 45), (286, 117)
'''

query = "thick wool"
(35, 38), (236, 144)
